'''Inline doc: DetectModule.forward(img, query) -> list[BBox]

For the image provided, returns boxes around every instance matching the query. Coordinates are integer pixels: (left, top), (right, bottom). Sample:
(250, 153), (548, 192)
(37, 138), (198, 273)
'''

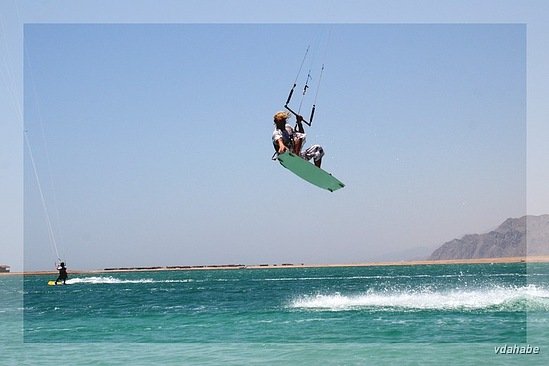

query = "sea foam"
(65, 276), (196, 285)
(290, 284), (549, 312)
(66, 276), (155, 284)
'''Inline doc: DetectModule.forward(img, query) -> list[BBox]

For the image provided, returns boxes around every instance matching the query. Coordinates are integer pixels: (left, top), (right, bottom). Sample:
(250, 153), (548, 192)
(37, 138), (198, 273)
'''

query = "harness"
(273, 128), (294, 152)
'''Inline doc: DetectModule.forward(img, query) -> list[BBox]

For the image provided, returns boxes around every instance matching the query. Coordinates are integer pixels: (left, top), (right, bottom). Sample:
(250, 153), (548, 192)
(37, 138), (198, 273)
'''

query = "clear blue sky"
(22, 23), (525, 270)
(2, 1), (547, 272)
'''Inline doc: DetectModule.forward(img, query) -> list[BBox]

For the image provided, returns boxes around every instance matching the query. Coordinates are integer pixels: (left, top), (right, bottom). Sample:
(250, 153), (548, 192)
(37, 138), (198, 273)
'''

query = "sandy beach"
(5, 255), (549, 276)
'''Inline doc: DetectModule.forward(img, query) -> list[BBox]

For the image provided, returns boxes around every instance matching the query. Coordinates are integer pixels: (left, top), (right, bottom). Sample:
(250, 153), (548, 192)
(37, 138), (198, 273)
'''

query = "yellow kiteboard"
(47, 280), (65, 286)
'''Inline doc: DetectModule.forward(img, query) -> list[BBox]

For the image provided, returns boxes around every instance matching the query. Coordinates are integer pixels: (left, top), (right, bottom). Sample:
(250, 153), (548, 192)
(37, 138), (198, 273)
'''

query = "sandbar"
(6, 255), (549, 276)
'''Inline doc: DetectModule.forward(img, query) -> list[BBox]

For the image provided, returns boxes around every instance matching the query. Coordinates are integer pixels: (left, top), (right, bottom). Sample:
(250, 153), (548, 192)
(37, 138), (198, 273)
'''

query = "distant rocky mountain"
(429, 215), (549, 260)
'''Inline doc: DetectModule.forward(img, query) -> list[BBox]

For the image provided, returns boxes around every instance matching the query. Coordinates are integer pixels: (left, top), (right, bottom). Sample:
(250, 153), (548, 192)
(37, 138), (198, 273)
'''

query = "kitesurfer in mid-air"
(272, 111), (324, 168)
(55, 262), (68, 285)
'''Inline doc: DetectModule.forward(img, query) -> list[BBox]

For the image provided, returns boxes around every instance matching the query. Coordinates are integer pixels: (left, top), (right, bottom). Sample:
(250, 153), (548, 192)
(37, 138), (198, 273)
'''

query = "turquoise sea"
(2, 262), (549, 365)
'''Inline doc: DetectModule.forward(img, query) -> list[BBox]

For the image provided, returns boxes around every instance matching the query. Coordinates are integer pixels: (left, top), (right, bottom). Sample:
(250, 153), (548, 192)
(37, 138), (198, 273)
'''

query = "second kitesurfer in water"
(55, 262), (68, 285)
(272, 111), (324, 168)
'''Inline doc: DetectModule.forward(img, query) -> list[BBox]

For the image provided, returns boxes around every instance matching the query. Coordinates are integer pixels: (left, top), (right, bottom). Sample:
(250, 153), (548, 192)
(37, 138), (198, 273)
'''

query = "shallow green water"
(2, 263), (548, 364)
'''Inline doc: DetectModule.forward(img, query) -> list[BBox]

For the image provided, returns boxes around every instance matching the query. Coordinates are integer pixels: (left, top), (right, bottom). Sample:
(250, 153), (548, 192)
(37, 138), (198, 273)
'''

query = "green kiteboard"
(277, 151), (345, 192)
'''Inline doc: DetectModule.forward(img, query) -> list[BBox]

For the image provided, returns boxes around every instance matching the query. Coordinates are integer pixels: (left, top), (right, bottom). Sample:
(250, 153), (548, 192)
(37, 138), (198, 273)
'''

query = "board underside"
(277, 152), (345, 192)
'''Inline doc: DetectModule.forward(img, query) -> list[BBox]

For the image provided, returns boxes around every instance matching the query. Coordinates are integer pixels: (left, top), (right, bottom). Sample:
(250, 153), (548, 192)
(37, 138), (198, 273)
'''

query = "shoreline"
(4, 255), (549, 276)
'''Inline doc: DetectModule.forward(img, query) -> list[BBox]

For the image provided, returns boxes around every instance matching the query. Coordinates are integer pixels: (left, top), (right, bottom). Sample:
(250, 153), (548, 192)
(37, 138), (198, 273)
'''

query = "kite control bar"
(284, 53), (324, 127)
(284, 104), (312, 126)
